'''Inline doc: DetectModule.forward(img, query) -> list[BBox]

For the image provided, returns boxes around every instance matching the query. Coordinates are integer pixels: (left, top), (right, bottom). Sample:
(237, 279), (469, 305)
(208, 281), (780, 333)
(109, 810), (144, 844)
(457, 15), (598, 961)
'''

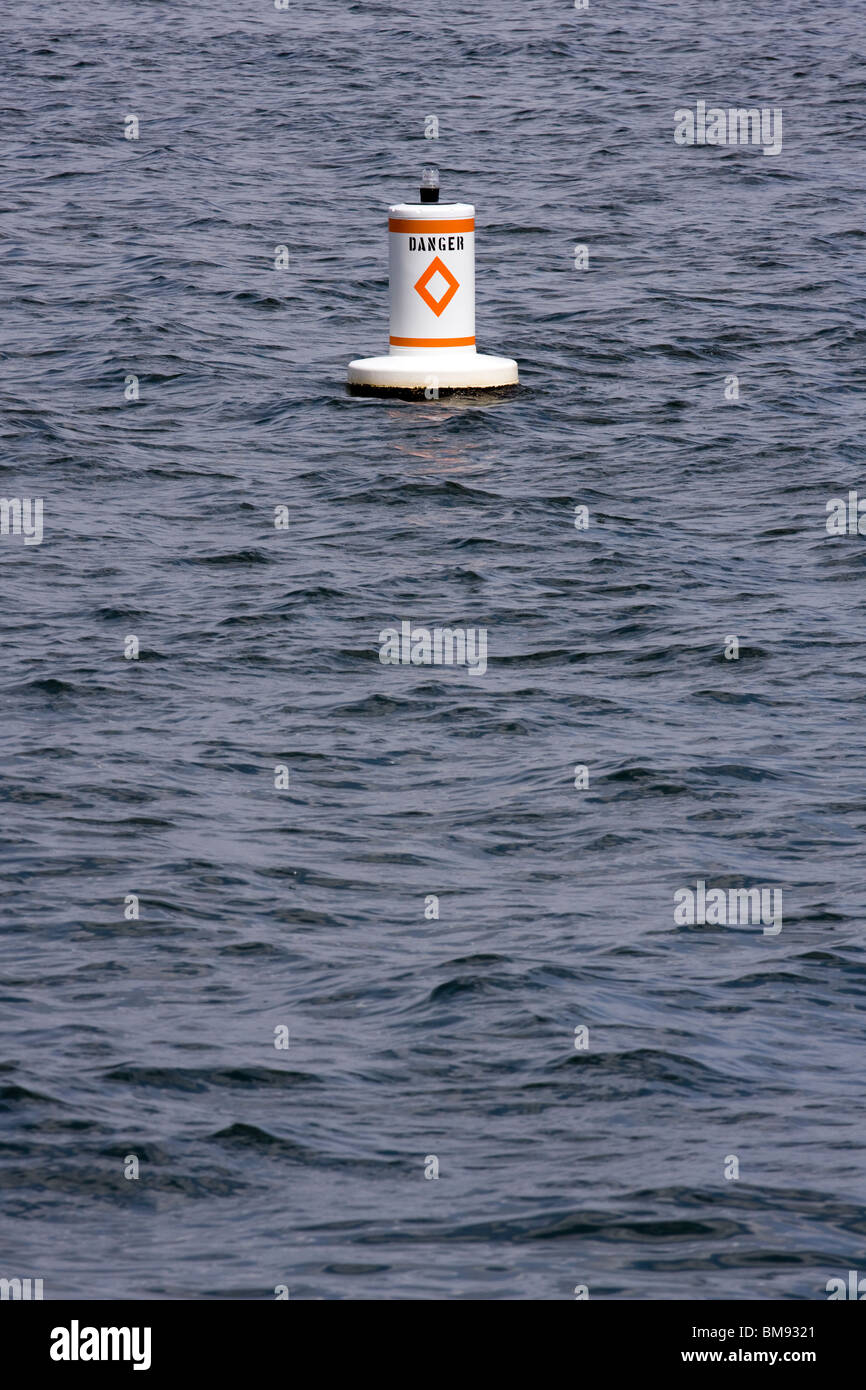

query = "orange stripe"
(390, 335), (476, 347)
(389, 218), (474, 234)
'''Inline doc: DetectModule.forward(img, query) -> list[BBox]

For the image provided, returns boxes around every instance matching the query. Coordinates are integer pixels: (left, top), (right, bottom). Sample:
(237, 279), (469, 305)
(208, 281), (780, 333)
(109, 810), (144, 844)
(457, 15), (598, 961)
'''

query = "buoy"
(347, 167), (519, 397)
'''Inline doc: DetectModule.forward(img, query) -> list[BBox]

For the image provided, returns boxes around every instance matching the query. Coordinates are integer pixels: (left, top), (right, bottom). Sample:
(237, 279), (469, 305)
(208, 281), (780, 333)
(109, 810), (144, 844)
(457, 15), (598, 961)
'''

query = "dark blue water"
(2, 0), (865, 1299)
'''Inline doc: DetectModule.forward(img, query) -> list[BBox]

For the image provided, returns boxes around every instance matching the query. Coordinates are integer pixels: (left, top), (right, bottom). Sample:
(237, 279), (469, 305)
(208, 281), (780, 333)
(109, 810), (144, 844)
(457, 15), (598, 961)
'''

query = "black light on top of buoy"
(420, 165), (440, 203)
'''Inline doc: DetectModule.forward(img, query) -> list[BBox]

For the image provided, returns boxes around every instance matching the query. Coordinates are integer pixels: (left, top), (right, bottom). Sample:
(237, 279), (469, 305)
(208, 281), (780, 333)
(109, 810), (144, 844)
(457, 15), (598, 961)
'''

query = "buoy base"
(347, 380), (520, 399)
(347, 351), (519, 397)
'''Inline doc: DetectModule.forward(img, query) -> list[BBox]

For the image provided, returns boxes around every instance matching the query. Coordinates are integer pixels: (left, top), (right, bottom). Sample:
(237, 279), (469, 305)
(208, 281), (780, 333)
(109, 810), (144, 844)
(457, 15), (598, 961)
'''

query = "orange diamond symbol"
(414, 255), (460, 317)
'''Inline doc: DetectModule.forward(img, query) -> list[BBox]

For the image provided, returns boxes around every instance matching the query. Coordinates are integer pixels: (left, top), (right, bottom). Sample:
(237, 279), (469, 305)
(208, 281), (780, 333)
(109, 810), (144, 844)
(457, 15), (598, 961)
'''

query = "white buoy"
(347, 167), (519, 397)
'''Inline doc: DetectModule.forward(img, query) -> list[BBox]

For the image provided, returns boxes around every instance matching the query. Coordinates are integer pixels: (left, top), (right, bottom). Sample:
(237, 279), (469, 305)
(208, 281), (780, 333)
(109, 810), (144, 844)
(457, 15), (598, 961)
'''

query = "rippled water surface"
(2, 0), (866, 1299)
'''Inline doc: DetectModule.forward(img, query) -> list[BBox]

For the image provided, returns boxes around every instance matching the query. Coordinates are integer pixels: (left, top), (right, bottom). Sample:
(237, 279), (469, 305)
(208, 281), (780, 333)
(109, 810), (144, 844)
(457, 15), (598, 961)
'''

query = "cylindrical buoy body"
(347, 182), (519, 396)
(388, 202), (475, 355)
